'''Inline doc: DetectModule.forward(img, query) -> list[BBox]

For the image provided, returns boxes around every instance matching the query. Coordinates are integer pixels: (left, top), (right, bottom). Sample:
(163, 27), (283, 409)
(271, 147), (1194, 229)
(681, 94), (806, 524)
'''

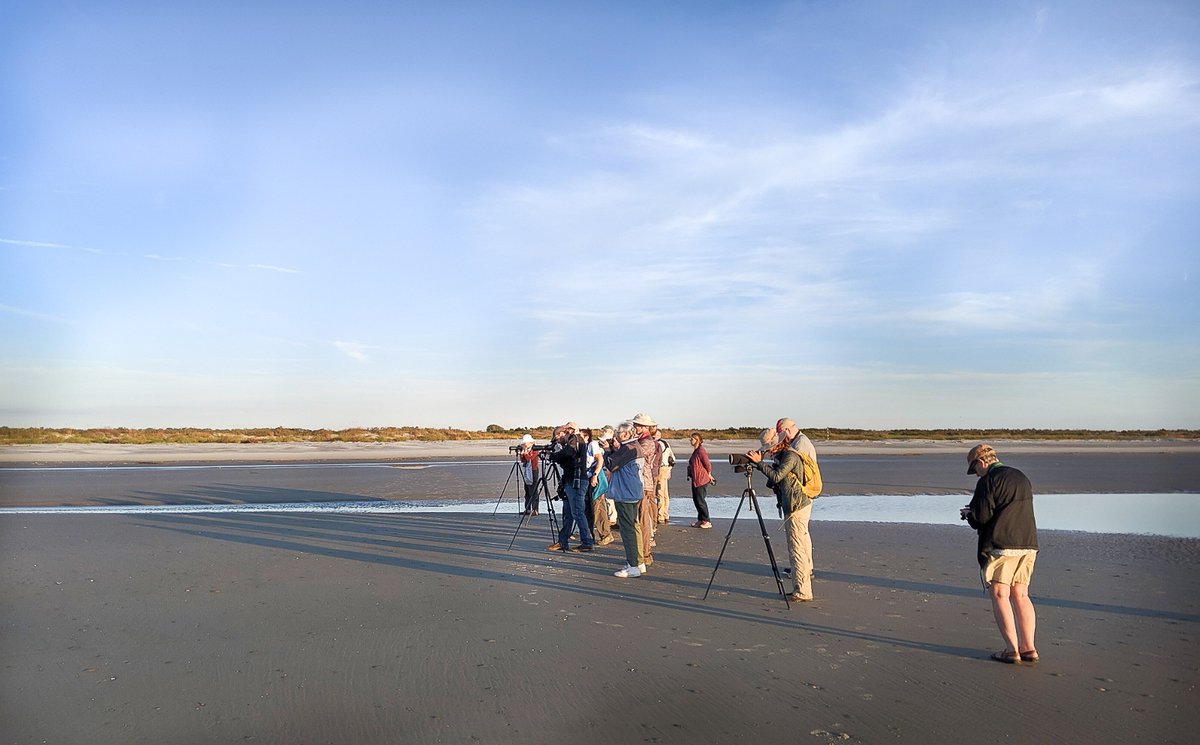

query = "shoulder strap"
(785, 448), (807, 485)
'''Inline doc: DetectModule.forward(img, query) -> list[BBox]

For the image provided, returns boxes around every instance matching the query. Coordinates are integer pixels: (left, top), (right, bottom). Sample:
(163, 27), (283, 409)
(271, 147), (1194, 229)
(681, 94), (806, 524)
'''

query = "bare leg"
(1011, 583), (1037, 653)
(988, 582), (1020, 653)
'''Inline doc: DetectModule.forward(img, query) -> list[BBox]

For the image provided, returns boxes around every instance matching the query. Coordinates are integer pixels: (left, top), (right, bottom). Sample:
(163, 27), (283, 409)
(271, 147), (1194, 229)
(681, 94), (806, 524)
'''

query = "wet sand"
(4, 437), (1200, 464)
(1, 440), (1197, 510)
(1, 511), (1197, 744)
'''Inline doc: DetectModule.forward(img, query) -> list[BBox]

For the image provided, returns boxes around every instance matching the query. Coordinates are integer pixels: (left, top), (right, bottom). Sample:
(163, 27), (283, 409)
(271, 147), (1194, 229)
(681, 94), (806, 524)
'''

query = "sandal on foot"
(990, 650), (1021, 664)
(1019, 649), (1039, 663)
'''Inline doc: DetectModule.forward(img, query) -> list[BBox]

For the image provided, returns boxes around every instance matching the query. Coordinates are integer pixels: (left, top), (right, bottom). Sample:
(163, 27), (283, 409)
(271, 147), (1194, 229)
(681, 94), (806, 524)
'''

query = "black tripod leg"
(507, 464), (560, 550)
(543, 469), (561, 538)
(749, 491), (790, 606)
(493, 461), (521, 516)
(506, 509), (531, 551)
(703, 493), (747, 600)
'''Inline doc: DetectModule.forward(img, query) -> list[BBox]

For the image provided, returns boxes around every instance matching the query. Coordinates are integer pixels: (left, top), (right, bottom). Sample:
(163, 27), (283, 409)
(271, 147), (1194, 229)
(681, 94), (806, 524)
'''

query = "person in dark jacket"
(961, 443), (1039, 664)
(747, 428), (815, 602)
(546, 421), (594, 553)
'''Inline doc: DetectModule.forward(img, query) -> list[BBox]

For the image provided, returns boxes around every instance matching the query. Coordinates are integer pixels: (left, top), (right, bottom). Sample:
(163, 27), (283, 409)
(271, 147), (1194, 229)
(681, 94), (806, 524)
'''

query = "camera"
(728, 453), (755, 474)
(510, 443), (553, 453)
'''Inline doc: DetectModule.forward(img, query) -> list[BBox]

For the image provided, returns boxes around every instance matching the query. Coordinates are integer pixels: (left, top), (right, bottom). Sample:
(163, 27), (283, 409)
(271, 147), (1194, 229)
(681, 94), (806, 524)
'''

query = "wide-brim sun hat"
(759, 428), (779, 452)
(631, 412), (656, 426)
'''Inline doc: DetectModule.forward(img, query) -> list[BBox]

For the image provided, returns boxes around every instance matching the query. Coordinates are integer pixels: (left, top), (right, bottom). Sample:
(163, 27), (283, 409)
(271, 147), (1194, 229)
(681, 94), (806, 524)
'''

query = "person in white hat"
(630, 413), (662, 565)
(516, 434), (540, 515)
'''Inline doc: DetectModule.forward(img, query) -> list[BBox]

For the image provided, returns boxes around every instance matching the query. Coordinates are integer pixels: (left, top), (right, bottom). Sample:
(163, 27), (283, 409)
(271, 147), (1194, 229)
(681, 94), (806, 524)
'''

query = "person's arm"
(698, 448), (711, 479)
(964, 474), (993, 529)
(605, 443), (636, 473)
(757, 450), (800, 484)
(591, 449), (604, 487)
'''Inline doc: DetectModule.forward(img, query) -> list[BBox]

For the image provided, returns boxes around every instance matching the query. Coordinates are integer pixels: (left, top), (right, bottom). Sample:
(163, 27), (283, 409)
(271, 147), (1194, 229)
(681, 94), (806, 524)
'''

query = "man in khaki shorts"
(961, 444), (1040, 664)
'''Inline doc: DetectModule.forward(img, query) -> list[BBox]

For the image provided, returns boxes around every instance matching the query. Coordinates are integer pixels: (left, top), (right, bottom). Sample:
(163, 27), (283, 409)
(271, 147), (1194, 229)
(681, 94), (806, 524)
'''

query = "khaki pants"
(592, 495), (612, 542)
(638, 493), (655, 565)
(785, 502), (814, 599)
(656, 468), (671, 521)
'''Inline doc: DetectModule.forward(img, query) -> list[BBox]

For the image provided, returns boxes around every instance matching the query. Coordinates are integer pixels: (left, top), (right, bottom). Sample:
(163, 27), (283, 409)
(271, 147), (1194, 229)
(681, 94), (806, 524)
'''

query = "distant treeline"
(1, 426), (1196, 446)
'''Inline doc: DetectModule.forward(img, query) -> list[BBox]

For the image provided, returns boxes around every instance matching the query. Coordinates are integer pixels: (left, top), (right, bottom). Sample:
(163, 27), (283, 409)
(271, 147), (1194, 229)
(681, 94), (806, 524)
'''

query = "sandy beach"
(2, 513), (1196, 744)
(2, 441), (1197, 743)
(5, 437), (1200, 464)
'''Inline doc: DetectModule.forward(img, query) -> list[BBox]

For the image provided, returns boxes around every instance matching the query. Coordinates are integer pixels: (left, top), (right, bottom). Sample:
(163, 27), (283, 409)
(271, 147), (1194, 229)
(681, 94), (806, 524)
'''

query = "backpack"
(785, 447), (822, 499)
(659, 439), (676, 467)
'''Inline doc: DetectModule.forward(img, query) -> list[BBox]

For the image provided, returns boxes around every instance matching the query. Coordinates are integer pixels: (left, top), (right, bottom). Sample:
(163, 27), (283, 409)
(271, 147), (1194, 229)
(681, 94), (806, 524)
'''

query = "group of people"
(513, 415), (821, 601)
(514, 419), (1041, 662)
(515, 414), (673, 578)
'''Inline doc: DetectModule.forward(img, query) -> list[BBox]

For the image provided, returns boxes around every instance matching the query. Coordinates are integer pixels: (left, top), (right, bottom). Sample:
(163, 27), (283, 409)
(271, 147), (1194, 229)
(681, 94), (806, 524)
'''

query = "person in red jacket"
(686, 432), (713, 529)
(516, 434), (540, 516)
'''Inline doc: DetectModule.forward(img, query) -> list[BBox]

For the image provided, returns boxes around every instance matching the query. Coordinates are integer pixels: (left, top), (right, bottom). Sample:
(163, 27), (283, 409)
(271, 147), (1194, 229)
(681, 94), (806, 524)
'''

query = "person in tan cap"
(961, 444), (1040, 664)
(748, 428), (815, 602)
(630, 413), (662, 565)
(776, 417), (817, 462)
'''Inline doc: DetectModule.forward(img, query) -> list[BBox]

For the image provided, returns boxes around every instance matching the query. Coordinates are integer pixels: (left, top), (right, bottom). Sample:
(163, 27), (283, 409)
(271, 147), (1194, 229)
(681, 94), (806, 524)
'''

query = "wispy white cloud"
(246, 263), (302, 274)
(0, 237), (111, 254)
(0, 304), (73, 324)
(211, 261), (302, 273)
(334, 341), (370, 362)
(0, 237), (73, 249)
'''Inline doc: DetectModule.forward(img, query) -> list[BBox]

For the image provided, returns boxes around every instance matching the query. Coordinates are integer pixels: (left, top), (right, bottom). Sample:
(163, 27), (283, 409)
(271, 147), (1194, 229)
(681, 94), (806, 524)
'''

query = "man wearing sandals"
(961, 443), (1040, 664)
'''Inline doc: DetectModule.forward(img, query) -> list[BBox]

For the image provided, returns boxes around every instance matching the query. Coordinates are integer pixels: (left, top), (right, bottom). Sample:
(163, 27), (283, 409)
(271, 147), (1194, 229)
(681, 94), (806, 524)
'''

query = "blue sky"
(2, 1), (1197, 430)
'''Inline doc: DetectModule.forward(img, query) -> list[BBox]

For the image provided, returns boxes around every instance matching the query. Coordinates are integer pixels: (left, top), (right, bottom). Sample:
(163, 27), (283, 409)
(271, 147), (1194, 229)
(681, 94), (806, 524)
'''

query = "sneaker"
(637, 563), (647, 574)
(596, 536), (614, 546)
(545, 543), (564, 552)
(699, 521), (712, 529)
(614, 564), (642, 578)
(787, 592), (813, 602)
(571, 544), (594, 552)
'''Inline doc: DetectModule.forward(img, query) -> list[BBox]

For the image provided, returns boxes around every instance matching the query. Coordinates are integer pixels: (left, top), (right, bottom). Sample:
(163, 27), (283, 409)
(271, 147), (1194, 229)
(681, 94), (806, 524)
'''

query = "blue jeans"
(557, 478), (593, 548)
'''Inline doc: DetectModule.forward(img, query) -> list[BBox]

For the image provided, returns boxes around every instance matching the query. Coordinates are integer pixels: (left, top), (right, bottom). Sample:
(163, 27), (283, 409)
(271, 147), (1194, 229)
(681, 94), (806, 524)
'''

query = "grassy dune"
(1, 426), (1196, 446)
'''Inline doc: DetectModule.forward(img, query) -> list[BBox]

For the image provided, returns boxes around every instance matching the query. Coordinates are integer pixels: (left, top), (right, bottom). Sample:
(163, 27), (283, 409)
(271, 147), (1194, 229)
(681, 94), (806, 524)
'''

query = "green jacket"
(757, 449), (811, 515)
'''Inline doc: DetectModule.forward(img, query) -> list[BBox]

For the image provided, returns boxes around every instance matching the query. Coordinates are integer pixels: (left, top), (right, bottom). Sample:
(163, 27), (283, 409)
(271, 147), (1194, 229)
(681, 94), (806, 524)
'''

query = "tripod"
(507, 453), (561, 550)
(703, 466), (790, 607)
(492, 454), (525, 516)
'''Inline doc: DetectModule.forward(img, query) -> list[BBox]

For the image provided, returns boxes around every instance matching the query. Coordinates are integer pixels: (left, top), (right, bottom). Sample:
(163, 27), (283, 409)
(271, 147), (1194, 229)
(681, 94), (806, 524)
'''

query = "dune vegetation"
(0, 426), (1195, 446)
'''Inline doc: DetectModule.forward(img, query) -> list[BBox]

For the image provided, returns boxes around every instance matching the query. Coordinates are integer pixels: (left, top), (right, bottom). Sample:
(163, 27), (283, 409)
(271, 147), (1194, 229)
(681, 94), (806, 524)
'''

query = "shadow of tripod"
(507, 451), (561, 550)
(703, 464), (790, 607)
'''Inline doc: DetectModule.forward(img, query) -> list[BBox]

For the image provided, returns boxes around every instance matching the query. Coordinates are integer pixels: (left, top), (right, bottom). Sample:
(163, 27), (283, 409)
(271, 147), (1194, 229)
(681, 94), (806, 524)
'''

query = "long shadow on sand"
(135, 511), (992, 660)
(134, 511), (1198, 661)
(91, 484), (390, 506)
